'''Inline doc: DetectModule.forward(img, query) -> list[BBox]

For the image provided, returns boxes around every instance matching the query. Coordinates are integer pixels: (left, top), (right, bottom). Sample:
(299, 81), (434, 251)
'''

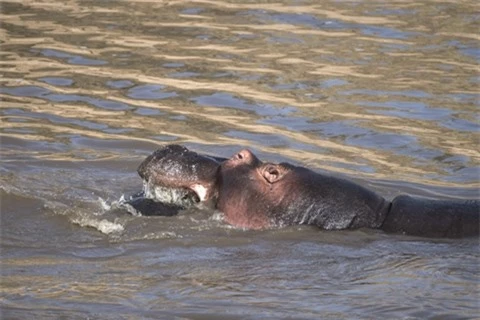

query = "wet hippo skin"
(129, 144), (479, 238)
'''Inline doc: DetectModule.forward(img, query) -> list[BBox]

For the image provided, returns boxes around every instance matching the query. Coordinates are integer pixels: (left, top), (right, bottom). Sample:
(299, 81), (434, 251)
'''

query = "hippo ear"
(262, 164), (283, 184)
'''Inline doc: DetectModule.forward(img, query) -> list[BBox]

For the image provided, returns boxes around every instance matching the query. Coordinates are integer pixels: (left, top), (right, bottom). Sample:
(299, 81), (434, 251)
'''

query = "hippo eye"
(237, 153), (243, 160)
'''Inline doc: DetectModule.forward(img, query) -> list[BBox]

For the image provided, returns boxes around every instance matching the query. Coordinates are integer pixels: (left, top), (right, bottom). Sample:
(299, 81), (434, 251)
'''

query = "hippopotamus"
(126, 144), (479, 238)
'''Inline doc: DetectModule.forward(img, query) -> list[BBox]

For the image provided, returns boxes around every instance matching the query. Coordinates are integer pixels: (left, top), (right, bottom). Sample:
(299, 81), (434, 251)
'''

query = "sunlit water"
(1, 0), (479, 319)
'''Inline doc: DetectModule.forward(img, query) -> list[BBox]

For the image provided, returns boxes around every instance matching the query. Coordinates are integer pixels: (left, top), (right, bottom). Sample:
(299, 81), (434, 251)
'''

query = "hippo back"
(381, 195), (480, 238)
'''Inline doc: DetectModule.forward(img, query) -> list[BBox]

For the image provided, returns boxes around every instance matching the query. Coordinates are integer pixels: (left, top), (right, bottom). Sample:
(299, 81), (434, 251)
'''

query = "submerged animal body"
(128, 144), (479, 238)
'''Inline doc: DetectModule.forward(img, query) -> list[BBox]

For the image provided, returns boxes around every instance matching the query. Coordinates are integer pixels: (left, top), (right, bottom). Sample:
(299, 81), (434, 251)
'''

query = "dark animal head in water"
(137, 144), (387, 230)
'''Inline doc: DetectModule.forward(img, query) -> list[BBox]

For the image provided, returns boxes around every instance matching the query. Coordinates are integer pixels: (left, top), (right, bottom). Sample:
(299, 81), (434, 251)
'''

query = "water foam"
(143, 180), (198, 207)
(108, 194), (143, 216)
(98, 197), (112, 211)
(71, 216), (124, 234)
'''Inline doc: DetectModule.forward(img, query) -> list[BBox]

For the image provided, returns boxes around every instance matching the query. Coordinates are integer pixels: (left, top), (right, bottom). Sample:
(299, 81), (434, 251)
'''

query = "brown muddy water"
(1, 0), (479, 319)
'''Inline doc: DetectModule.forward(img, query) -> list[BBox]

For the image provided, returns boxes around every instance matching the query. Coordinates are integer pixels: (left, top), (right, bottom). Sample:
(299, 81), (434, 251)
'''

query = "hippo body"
(128, 145), (479, 238)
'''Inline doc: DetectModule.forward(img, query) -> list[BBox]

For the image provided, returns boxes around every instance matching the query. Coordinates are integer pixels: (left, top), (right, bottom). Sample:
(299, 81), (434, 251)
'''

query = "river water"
(1, 0), (479, 319)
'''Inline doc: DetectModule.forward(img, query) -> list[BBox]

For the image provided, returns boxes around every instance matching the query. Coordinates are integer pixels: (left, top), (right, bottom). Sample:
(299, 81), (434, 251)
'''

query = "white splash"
(71, 216), (124, 234)
(143, 180), (197, 207)
(118, 202), (143, 217)
(98, 197), (112, 211)
(141, 231), (181, 240)
(209, 211), (225, 222)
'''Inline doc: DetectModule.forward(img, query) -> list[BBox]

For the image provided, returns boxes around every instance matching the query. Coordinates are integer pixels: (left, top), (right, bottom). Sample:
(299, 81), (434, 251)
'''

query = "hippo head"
(137, 144), (220, 207)
(138, 145), (388, 230)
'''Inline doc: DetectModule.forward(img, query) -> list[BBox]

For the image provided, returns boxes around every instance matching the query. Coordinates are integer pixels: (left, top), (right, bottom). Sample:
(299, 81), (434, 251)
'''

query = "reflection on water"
(2, 0), (479, 182)
(1, 0), (479, 319)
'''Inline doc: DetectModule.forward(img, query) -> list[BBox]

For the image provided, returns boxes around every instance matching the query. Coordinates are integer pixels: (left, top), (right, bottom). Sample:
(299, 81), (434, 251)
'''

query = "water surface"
(1, 0), (479, 319)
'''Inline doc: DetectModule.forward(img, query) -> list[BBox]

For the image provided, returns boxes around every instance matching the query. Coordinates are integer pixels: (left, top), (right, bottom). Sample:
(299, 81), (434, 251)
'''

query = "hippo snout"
(137, 145), (221, 204)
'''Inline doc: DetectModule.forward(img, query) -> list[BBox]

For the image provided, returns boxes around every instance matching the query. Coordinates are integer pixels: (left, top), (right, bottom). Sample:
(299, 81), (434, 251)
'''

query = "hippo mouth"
(142, 180), (201, 207)
(135, 144), (222, 209)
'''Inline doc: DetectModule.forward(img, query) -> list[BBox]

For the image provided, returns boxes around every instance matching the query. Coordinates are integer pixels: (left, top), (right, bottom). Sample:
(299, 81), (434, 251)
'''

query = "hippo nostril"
(229, 149), (255, 164)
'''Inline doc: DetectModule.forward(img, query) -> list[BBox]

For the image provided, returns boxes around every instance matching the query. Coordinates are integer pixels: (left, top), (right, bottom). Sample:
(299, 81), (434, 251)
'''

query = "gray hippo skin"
(129, 144), (479, 238)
